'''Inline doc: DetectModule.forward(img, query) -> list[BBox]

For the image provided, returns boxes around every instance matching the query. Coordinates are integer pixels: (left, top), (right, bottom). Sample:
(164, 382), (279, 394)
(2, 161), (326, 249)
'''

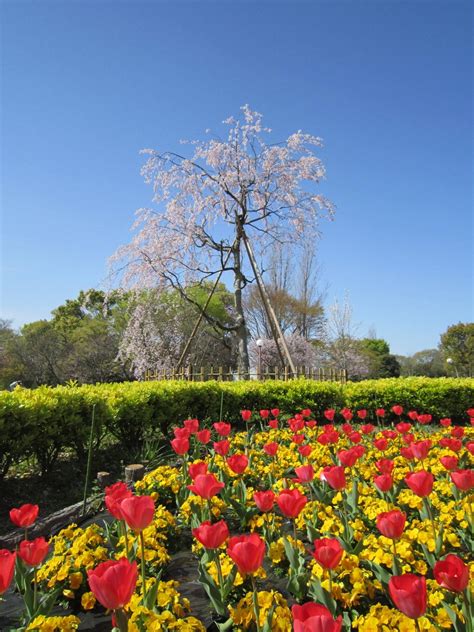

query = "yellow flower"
(81, 591), (96, 610)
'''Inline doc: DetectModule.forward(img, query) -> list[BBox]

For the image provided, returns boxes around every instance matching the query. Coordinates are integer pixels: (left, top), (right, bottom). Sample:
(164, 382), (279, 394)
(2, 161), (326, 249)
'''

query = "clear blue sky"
(1, 0), (472, 355)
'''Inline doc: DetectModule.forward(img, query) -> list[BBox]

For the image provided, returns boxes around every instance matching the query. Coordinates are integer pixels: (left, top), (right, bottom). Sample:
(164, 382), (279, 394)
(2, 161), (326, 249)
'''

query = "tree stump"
(124, 464), (145, 483)
(97, 471), (113, 489)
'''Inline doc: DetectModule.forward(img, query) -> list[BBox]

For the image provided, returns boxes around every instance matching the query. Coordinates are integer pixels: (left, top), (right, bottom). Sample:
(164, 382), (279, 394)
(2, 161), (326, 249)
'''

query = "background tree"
(439, 322), (474, 377)
(248, 333), (323, 371)
(245, 241), (325, 342)
(396, 348), (446, 377)
(118, 284), (235, 378)
(359, 337), (401, 378)
(0, 320), (23, 389)
(323, 294), (370, 379)
(111, 105), (334, 374)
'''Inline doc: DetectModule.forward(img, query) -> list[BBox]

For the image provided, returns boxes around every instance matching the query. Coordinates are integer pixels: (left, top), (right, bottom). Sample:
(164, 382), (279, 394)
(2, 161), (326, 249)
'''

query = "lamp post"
(446, 357), (459, 378)
(256, 339), (263, 380)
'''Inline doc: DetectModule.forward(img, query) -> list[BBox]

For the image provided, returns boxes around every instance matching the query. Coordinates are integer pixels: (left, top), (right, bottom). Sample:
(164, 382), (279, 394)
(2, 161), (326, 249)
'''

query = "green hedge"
(0, 377), (472, 477)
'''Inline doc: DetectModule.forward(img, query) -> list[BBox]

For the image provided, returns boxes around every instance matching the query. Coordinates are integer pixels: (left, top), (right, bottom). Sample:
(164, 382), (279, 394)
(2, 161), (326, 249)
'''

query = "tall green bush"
(0, 377), (472, 478)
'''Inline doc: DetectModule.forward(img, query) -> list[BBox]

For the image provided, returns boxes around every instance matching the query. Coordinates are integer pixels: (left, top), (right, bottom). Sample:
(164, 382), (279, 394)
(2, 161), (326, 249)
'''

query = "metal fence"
(143, 366), (347, 383)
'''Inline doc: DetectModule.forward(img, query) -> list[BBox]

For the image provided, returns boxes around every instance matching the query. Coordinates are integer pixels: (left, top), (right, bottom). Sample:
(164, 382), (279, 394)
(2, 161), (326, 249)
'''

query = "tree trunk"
(232, 237), (250, 378)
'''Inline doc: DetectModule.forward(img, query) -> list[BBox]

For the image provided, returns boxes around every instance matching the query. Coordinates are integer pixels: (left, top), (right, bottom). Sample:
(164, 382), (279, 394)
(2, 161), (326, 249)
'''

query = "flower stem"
(423, 498), (438, 544)
(33, 567), (37, 613)
(215, 551), (224, 596)
(123, 522), (130, 559)
(251, 575), (262, 632)
(139, 531), (147, 604)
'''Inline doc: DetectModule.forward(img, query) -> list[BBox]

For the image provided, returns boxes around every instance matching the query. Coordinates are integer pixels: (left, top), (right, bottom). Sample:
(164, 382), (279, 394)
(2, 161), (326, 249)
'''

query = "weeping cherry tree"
(112, 105), (334, 374)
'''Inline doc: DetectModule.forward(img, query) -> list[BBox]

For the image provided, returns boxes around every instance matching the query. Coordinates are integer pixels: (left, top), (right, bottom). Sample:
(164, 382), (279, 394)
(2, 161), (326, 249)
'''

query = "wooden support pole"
(241, 230), (296, 375)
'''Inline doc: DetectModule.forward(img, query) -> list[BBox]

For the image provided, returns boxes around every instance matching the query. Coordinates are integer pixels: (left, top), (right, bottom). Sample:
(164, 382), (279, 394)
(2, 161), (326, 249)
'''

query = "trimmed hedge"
(0, 377), (473, 477)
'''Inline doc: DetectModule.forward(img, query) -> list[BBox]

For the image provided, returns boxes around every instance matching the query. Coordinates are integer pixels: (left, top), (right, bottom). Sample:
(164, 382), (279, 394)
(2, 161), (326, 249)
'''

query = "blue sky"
(1, 0), (472, 355)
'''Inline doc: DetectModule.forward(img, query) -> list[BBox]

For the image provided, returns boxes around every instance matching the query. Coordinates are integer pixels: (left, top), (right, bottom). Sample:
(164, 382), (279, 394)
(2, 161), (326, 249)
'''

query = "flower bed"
(1, 405), (473, 631)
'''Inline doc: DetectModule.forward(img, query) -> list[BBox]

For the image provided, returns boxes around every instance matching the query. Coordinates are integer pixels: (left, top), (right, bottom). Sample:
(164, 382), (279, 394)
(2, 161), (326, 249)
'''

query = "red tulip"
(440, 418), (452, 427)
(349, 431), (362, 444)
(241, 410), (252, 422)
(119, 496), (155, 532)
(324, 409), (335, 421)
(312, 538), (344, 569)
(227, 533), (265, 575)
(184, 418), (199, 433)
(405, 471), (433, 497)
(392, 405), (403, 416)
(290, 418), (305, 432)
(268, 419), (278, 429)
(321, 466), (346, 490)
(292, 434), (305, 445)
(213, 422), (231, 436)
(382, 429), (397, 440)
(263, 442), (279, 456)
(439, 437), (462, 452)
(294, 465), (314, 483)
(411, 440), (431, 460)
(338, 448), (359, 468)
(188, 462), (208, 479)
(450, 469), (474, 491)
(340, 408), (353, 422)
(396, 422), (412, 434)
(187, 473), (225, 499)
(374, 473), (393, 492)
(192, 520), (229, 549)
(417, 414), (432, 425)
(434, 554), (469, 593)
(402, 433), (415, 445)
(376, 510), (406, 539)
(439, 456), (458, 471)
(253, 490), (275, 512)
(341, 423), (353, 435)
(375, 408), (386, 418)
(298, 444), (312, 457)
(105, 482), (133, 521)
(375, 458), (394, 474)
(389, 574), (427, 619)
(357, 409), (367, 420)
(260, 409), (270, 419)
(171, 437), (189, 455)
(227, 454), (249, 474)
(173, 426), (191, 440)
(407, 410), (418, 421)
(374, 438), (388, 451)
(270, 408), (280, 418)
(361, 423), (375, 434)
(213, 440), (230, 456)
(292, 602), (342, 632)
(451, 426), (464, 439)
(196, 429), (211, 443)
(301, 408), (312, 418)
(276, 489), (307, 518)
(318, 430), (339, 446)
(400, 446), (415, 460)
(0, 550), (16, 594)
(9, 504), (39, 529)
(466, 441), (474, 455)
(18, 537), (49, 567)
(88, 557), (137, 610)
(467, 408), (474, 418)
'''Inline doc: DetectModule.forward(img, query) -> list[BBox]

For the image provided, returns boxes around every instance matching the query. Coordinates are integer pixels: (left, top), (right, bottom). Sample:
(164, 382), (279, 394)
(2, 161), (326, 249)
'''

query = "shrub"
(0, 377), (472, 478)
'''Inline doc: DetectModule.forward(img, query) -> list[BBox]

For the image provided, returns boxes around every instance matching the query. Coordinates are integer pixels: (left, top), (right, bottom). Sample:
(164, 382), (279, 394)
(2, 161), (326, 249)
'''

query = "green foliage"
(0, 377), (472, 479)
(358, 338), (400, 379)
(440, 322), (474, 377)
